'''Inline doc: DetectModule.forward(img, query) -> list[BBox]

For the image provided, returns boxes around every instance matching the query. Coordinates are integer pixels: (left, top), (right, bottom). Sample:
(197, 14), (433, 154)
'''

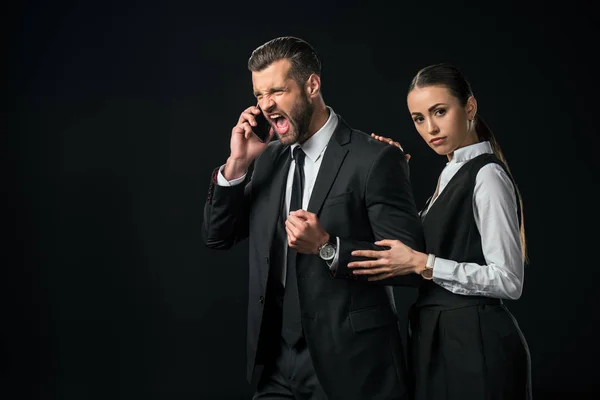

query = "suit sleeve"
(202, 167), (252, 249)
(334, 145), (425, 287)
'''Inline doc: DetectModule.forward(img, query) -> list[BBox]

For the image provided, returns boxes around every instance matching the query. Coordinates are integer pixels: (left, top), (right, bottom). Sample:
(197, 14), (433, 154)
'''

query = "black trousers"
(253, 338), (328, 400)
(253, 278), (327, 400)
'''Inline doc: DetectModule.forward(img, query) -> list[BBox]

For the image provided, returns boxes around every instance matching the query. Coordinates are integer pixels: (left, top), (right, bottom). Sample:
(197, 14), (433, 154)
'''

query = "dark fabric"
(256, 155), (292, 368)
(203, 117), (424, 399)
(421, 154), (494, 268)
(409, 301), (530, 400)
(282, 147), (305, 346)
(420, 153), (521, 278)
(253, 340), (328, 400)
(411, 153), (531, 399)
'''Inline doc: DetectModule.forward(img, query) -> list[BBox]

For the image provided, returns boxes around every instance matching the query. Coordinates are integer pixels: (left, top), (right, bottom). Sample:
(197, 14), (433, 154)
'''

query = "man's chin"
(277, 132), (297, 146)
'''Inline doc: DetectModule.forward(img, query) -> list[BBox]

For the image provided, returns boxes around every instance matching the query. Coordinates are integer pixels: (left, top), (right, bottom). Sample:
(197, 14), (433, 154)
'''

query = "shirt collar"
(450, 141), (493, 164)
(290, 107), (338, 163)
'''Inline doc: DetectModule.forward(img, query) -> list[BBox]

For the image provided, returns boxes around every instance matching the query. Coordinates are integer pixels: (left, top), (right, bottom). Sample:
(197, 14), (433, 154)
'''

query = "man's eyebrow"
(254, 86), (287, 97)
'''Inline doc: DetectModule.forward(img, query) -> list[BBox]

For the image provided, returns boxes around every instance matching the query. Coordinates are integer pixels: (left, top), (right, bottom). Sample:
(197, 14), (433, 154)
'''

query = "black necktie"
(281, 146), (305, 346)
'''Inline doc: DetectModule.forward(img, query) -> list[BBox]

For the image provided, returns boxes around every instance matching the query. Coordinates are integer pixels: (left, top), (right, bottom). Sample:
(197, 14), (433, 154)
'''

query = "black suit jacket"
(203, 117), (425, 400)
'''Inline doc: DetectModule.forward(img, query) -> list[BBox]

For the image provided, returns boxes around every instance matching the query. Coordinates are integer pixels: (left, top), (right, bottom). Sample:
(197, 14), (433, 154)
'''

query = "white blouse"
(421, 141), (524, 300)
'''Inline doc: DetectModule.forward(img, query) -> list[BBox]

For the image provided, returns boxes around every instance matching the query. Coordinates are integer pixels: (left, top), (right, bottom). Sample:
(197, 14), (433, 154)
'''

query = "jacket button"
(259, 296), (265, 305)
(265, 257), (269, 265)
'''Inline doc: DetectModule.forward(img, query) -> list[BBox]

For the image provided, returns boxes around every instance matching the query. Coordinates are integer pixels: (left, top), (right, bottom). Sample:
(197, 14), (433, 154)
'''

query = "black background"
(7, 0), (599, 399)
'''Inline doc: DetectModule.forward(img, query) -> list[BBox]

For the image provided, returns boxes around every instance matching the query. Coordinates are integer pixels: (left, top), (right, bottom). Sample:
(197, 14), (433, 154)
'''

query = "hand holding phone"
(226, 105), (272, 180)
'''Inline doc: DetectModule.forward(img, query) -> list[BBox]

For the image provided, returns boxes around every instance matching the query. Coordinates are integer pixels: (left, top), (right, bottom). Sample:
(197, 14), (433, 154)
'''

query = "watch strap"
(421, 253), (436, 280)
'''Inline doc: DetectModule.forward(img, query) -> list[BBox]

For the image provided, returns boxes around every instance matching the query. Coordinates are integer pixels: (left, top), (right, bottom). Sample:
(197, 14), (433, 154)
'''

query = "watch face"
(320, 244), (335, 260)
(421, 268), (433, 280)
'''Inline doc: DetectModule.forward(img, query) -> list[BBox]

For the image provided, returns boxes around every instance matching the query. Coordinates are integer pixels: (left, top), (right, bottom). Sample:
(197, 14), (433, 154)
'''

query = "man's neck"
(304, 104), (329, 142)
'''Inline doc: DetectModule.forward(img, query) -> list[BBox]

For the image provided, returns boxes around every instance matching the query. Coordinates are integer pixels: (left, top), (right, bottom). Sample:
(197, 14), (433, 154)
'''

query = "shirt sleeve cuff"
(432, 256), (458, 282)
(216, 164), (247, 187)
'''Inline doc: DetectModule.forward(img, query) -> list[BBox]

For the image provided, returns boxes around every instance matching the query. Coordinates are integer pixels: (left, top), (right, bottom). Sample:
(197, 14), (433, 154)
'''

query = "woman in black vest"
(348, 63), (531, 400)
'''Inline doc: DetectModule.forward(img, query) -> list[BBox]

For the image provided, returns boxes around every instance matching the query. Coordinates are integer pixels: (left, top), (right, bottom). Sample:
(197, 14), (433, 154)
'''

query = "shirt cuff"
(216, 164), (247, 187)
(431, 256), (457, 282)
(327, 237), (340, 272)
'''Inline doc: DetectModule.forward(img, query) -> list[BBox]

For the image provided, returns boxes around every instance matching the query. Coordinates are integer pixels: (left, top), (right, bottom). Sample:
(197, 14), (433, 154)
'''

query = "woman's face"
(407, 85), (478, 160)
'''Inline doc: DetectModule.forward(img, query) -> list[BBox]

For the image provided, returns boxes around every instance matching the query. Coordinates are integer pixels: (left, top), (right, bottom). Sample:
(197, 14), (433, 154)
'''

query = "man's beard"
(280, 91), (314, 145)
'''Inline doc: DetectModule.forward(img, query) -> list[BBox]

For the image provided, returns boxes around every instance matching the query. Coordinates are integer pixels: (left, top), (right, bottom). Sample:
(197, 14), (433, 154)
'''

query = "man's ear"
(306, 74), (321, 98)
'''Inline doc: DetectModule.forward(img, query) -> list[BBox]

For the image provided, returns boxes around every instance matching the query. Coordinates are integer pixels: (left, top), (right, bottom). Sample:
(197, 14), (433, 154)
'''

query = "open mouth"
(268, 113), (290, 135)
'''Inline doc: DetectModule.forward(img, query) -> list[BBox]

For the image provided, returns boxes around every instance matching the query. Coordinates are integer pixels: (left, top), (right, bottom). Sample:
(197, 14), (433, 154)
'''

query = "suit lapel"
(263, 145), (292, 250)
(307, 118), (351, 215)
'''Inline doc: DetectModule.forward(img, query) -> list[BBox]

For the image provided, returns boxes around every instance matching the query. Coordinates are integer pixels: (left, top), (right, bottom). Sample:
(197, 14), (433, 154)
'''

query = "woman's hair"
(409, 63), (528, 263)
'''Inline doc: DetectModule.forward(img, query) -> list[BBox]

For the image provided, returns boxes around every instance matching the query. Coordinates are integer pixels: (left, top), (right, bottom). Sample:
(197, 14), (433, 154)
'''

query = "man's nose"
(258, 97), (276, 113)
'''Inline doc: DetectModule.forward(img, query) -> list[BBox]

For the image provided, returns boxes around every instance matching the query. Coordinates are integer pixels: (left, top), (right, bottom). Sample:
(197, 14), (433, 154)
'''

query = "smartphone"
(252, 107), (272, 143)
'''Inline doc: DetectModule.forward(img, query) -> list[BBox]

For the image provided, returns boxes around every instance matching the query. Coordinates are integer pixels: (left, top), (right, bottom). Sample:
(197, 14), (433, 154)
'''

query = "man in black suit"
(203, 36), (424, 400)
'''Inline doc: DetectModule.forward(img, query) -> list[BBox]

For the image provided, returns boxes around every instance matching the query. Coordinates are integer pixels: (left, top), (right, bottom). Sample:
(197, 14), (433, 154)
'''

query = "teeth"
(270, 114), (281, 119)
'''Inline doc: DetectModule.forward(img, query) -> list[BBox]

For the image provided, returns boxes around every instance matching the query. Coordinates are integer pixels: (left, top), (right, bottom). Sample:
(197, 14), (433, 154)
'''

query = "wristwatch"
(420, 254), (436, 280)
(317, 237), (337, 261)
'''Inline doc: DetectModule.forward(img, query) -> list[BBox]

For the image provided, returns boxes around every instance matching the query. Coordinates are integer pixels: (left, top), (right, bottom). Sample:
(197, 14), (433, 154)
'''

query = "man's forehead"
(252, 70), (289, 84)
(252, 64), (294, 91)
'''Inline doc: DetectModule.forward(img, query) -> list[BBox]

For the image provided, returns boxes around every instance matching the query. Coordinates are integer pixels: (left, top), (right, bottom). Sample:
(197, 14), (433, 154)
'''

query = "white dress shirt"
(421, 141), (524, 300)
(217, 107), (340, 286)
